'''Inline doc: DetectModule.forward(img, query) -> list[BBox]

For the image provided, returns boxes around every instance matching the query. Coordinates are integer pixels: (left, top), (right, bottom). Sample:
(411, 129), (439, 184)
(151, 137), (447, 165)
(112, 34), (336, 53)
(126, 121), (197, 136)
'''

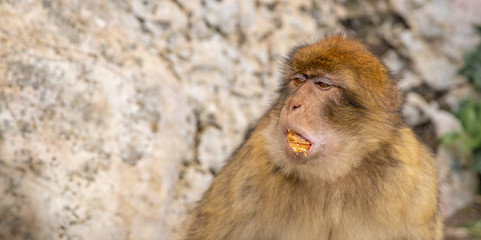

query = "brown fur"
(184, 35), (442, 240)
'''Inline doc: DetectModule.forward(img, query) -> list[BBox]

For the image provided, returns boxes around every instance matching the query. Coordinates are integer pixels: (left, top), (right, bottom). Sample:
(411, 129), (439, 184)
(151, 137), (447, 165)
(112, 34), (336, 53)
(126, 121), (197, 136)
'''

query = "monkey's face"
(279, 72), (343, 163)
(263, 71), (361, 181)
(263, 36), (399, 181)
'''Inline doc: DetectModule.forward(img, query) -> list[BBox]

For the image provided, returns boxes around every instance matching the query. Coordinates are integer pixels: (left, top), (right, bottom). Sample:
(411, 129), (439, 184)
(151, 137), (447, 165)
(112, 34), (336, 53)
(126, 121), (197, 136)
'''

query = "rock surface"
(0, 0), (480, 239)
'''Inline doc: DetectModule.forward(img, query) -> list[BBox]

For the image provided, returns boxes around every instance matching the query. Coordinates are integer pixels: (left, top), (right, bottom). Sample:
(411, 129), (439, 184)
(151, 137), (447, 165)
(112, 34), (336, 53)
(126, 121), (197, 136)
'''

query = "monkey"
(183, 35), (442, 240)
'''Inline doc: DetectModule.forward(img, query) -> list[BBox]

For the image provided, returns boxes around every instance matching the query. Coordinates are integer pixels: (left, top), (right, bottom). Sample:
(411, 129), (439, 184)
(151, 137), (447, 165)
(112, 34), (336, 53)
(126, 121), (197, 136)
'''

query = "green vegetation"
(440, 25), (481, 174)
(466, 220), (481, 238)
(436, 24), (481, 239)
(440, 100), (481, 173)
(460, 26), (481, 92)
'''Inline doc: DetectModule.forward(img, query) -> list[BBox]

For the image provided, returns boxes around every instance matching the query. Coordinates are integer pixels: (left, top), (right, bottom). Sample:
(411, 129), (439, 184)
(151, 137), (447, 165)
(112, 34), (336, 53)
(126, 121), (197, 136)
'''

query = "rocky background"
(1, 0), (481, 239)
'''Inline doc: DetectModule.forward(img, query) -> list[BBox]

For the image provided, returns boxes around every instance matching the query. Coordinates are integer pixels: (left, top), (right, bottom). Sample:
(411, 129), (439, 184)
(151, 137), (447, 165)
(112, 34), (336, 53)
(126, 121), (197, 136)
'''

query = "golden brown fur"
(184, 35), (442, 240)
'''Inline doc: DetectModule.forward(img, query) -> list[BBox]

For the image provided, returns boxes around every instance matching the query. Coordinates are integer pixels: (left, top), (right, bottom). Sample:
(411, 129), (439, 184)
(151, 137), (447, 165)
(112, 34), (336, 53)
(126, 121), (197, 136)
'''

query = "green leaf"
(465, 220), (481, 237)
(439, 132), (461, 145)
(451, 99), (481, 151)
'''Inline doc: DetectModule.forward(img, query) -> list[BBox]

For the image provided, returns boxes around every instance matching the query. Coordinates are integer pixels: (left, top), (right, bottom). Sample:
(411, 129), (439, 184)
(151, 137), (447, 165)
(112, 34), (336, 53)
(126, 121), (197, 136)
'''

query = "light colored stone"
(198, 127), (228, 173)
(382, 50), (405, 73)
(203, 0), (239, 36)
(402, 92), (429, 127)
(398, 71), (422, 92)
(182, 167), (214, 204)
(438, 146), (478, 218)
(443, 81), (481, 109)
(422, 102), (463, 137)
(412, 0), (449, 39)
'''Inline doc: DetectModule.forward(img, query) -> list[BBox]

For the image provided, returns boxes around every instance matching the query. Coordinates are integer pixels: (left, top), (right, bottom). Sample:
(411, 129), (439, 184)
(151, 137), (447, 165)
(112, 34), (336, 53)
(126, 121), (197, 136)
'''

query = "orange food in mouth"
(286, 129), (311, 155)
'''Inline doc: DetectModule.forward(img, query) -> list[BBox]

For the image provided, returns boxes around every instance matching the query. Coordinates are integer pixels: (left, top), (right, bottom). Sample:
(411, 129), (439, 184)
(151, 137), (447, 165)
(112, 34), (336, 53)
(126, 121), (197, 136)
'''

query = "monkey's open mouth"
(286, 129), (311, 154)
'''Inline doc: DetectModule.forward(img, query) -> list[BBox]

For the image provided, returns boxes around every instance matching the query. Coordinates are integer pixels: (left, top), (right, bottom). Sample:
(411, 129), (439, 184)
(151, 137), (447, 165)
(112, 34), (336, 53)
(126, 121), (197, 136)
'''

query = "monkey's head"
(262, 35), (401, 181)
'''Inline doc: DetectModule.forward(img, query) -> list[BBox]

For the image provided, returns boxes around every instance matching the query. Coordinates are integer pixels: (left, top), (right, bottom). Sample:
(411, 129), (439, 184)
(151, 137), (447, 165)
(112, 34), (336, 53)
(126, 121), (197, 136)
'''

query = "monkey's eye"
(315, 79), (333, 89)
(317, 82), (331, 88)
(292, 74), (307, 85)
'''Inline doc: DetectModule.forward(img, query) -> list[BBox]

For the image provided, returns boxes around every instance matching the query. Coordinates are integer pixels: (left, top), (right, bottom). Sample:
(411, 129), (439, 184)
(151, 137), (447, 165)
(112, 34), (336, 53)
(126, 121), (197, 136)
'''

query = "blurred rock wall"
(0, 0), (480, 239)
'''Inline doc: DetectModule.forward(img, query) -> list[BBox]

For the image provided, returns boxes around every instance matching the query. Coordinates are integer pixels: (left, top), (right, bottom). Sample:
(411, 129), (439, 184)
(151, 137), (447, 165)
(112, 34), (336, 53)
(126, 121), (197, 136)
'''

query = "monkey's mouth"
(286, 129), (312, 155)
